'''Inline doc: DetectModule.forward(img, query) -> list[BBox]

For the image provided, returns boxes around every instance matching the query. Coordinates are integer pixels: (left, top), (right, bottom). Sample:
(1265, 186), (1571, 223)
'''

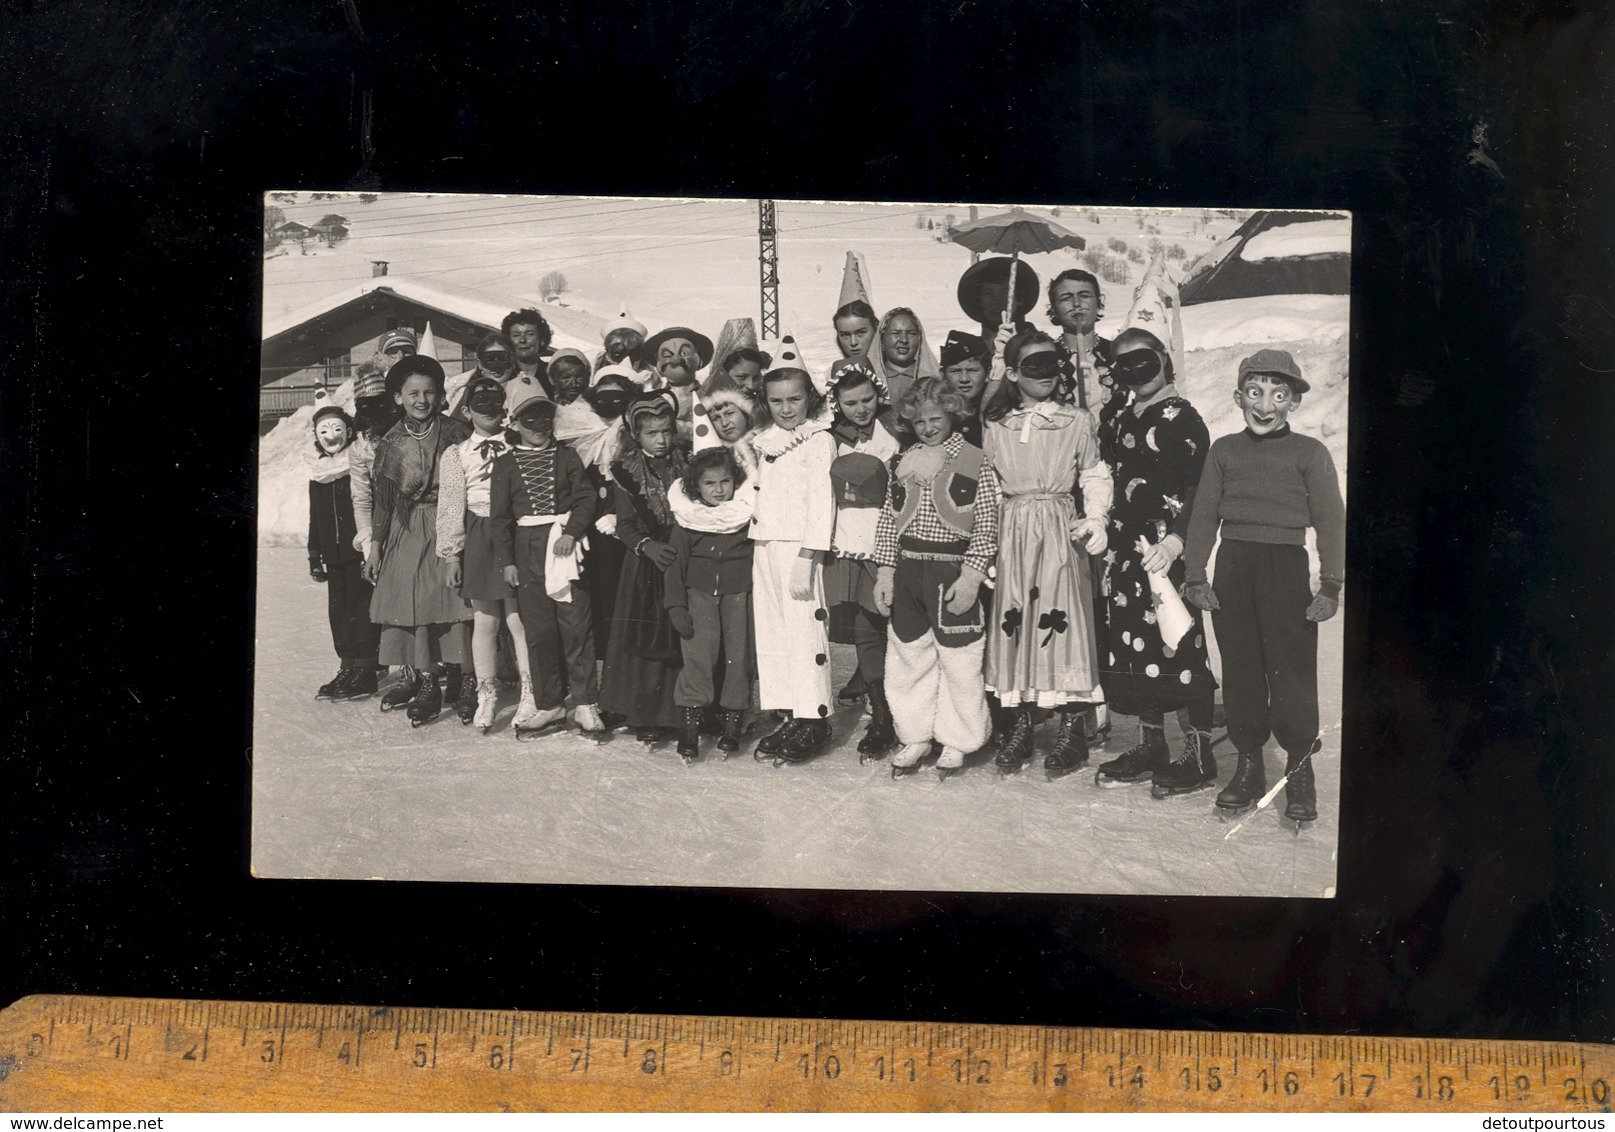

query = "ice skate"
(512, 677), (564, 739)
(856, 680), (898, 763)
(1094, 722), (1168, 788)
(698, 706), (724, 738)
(1043, 710), (1090, 780)
(936, 746), (967, 781)
(773, 719), (831, 765)
(1215, 748), (1267, 819)
(334, 664), (379, 701)
(753, 713), (793, 760)
(448, 666), (477, 726)
(676, 707), (703, 763)
(1151, 729), (1217, 798)
(405, 668), (443, 728)
(634, 726), (668, 746)
(837, 671), (866, 707)
(889, 741), (932, 779)
(717, 710), (745, 757)
(316, 663), (353, 700)
(379, 665), (418, 713)
(993, 708), (1034, 775)
(1281, 740), (1320, 834)
(571, 702), (605, 734)
(471, 679), (498, 734)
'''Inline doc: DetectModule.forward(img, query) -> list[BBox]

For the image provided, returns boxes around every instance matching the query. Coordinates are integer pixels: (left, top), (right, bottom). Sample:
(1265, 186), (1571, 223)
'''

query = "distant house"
(257, 276), (606, 431)
(273, 220), (315, 242)
(311, 214), (349, 244)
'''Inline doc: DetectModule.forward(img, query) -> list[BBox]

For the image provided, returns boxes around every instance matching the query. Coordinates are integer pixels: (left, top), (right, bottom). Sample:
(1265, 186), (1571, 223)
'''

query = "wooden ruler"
(2, 996), (1611, 1112)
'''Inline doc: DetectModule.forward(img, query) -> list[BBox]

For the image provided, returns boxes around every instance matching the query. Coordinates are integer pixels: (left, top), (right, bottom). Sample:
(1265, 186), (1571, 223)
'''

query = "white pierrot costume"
(748, 335), (837, 719)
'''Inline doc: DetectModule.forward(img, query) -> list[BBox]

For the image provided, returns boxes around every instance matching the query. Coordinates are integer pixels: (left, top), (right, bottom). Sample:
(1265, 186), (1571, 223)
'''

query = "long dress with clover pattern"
(983, 402), (1109, 707)
(1096, 389), (1216, 716)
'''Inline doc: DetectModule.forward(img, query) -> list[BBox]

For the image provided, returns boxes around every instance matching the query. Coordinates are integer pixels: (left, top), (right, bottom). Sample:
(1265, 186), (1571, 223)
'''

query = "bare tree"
(538, 270), (568, 300)
(264, 204), (285, 251)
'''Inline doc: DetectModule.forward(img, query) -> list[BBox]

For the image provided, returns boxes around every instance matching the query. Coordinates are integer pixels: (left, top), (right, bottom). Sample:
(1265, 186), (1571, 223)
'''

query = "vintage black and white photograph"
(252, 194), (1350, 896)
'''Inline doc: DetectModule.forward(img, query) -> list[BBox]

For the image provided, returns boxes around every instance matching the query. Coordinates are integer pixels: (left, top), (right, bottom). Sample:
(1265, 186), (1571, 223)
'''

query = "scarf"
(554, 400), (620, 477)
(613, 447), (686, 530)
(371, 415), (471, 550)
(667, 479), (754, 533)
(1005, 399), (1071, 444)
(304, 447), (351, 484)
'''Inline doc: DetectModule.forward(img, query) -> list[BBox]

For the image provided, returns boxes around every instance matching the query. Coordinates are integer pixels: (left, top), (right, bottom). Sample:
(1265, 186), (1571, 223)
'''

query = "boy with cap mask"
(1181, 349), (1345, 830)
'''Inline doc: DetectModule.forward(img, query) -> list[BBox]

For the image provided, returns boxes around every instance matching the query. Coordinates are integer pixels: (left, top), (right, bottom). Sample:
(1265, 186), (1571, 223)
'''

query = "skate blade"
(994, 762), (1028, 776)
(513, 722), (566, 741)
(858, 752), (889, 766)
(1215, 802), (1258, 820)
(937, 766), (965, 781)
(890, 763), (923, 779)
(1043, 760), (1089, 781)
(1094, 772), (1153, 788)
(1150, 782), (1216, 800)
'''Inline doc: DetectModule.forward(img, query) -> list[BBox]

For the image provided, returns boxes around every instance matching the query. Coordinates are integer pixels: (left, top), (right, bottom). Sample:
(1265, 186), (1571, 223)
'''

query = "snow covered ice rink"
(252, 546), (1342, 896)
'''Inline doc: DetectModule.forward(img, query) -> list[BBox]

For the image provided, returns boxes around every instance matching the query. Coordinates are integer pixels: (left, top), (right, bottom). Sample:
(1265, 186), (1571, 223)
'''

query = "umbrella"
(949, 208), (1086, 354)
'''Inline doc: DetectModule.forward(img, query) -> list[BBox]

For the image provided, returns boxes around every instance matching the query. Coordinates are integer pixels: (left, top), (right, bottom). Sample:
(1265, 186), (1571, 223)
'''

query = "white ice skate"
(511, 677), (565, 740)
(471, 679), (498, 734)
(889, 741), (932, 780)
(571, 702), (604, 733)
(936, 746), (967, 781)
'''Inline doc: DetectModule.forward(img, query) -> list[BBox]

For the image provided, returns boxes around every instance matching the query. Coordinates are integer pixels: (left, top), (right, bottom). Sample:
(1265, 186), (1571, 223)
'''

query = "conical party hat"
(838, 250), (875, 312)
(762, 332), (825, 394)
(418, 320), (438, 363)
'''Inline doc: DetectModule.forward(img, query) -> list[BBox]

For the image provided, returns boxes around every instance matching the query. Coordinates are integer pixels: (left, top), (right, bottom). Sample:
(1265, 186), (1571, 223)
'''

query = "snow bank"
(1178, 293), (1349, 351)
(1239, 217), (1351, 261)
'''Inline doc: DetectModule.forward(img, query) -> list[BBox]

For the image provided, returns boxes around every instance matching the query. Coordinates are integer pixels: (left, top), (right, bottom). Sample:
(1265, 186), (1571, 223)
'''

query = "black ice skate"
(676, 707), (703, 763)
(1094, 722), (1168, 788)
(449, 667), (478, 726)
(334, 664), (379, 701)
(1043, 710), (1090, 780)
(857, 680), (898, 763)
(1281, 740), (1321, 834)
(837, 670), (866, 707)
(994, 707), (1035, 774)
(1215, 748), (1268, 818)
(772, 718), (831, 764)
(753, 713), (794, 760)
(699, 706), (724, 738)
(1151, 730), (1218, 798)
(405, 669), (443, 727)
(316, 663), (353, 700)
(379, 665), (419, 712)
(717, 710), (746, 757)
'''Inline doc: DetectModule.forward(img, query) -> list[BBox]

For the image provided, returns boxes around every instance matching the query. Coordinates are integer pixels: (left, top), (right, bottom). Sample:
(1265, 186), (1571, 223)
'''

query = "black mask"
(1111, 349), (1164, 387)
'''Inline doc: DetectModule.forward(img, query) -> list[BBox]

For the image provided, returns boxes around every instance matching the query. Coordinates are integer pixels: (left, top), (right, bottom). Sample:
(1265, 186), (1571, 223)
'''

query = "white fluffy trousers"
(886, 628), (991, 753)
(752, 539), (833, 718)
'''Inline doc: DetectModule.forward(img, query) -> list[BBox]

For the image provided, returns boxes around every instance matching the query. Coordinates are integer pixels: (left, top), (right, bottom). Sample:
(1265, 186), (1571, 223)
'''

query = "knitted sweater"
(1183, 426), (1346, 596)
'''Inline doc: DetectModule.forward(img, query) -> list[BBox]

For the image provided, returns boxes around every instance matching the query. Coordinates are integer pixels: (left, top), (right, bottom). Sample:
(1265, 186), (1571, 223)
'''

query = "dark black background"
(2, 0), (1611, 1043)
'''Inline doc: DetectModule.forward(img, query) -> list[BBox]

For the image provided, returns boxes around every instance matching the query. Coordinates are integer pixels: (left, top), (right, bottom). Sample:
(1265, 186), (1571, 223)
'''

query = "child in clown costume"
(747, 336), (839, 764)
(874, 377), (1002, 779)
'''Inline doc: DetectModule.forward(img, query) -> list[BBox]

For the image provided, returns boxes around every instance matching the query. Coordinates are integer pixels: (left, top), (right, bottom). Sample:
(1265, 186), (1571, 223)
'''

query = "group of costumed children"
(302, 263), (1343, 827)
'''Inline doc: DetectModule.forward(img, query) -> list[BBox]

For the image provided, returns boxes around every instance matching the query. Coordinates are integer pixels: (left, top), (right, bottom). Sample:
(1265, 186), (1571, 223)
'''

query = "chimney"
(371, 260), (389, 277)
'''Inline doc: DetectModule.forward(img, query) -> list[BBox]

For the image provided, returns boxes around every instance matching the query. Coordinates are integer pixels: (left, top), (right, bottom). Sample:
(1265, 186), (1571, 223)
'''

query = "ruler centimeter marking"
(1, 995), (1612, 1113)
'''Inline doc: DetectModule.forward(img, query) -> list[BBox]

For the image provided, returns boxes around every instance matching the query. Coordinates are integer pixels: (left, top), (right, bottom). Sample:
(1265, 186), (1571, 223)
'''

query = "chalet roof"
(261, 276), (606, 355)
